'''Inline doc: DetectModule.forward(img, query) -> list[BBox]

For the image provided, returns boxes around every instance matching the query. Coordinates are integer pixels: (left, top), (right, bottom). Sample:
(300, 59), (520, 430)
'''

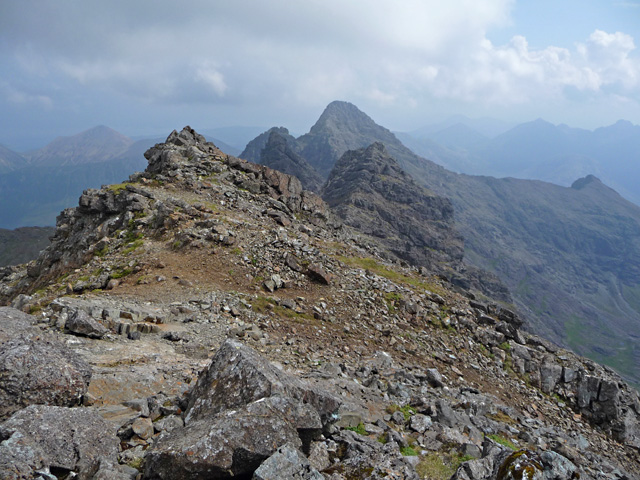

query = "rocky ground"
(0, 127), (639, 479)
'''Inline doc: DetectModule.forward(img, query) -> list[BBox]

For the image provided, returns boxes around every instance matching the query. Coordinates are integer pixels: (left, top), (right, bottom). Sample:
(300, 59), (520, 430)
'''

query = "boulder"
(252, 443), (324, 480)
(144, 340), (340, 479)
(185, 339), (340, 427)
(65, 308), (109, 338)
(0, 405), (122, 480)
(0, 308), (92, 420)
(144, 397), (317, 479)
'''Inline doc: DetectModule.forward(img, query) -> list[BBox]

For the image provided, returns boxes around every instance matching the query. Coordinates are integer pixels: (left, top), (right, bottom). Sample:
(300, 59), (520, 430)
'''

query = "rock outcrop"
(323, 142), (464, 272)
(259, 130), (324, 192)
(144, 339), (340, 478)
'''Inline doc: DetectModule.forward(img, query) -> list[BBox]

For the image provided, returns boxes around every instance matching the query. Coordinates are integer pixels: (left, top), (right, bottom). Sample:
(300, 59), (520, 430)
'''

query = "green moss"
(110, 266), (133, 280)
(122, 238), (144, 255)
(336, 255), (446, 295)
(416, 452), (470, 480)
(94, 245), (109, 257)
(106, 183), (128, 195)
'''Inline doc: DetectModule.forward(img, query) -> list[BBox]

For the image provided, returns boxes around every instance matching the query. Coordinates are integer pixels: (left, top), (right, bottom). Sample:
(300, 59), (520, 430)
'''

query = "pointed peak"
(166, 126), (208, 147)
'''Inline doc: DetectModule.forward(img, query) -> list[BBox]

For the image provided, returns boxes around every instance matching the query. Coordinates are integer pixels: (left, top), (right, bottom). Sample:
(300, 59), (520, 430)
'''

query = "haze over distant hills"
(401, 117), (640, 205)
(0, 127), (242, 229)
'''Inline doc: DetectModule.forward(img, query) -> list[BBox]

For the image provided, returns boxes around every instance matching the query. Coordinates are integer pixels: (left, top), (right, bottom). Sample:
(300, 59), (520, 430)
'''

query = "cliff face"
(0, 127), (639, 479)
(323, 142), (464, 271)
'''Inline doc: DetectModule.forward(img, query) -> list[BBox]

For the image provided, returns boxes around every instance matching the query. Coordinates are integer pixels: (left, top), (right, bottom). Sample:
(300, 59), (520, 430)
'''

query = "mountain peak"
(571, 174), (602, 190)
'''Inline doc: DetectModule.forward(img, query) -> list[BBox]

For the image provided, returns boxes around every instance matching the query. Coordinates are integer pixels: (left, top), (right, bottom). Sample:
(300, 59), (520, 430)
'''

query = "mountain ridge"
(0, 126), (638, 478)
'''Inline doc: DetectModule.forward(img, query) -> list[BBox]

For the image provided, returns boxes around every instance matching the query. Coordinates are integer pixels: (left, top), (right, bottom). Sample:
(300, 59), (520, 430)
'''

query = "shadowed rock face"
(259, 131), (324, 192)
(323, 142), (464, 273)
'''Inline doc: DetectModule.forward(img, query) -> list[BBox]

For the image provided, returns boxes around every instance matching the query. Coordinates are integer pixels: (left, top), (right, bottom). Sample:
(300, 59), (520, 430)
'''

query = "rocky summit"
(0, 127), (639, 479)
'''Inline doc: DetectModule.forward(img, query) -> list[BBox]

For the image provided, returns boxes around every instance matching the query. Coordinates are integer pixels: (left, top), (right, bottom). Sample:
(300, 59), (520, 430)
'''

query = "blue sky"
(1, 0), (639, 150)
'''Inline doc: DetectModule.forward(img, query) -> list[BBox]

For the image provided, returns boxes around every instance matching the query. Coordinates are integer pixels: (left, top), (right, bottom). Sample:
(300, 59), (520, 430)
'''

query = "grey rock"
(409, 413), (433, 433)
(65, 308), (109, 338)
(144, 397), (313, 479)
(0, 405), (119, 480)
(426, 367), (444, 388)
(185, 339), (340, 427)
(0, 309), (92, 420)
(252, 443), (324, 480)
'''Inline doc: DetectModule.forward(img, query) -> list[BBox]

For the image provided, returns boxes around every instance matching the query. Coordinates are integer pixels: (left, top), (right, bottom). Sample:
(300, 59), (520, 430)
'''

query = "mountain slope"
(0, 127), (638, 478)
(0, 226), (54, 267)
(0, 144), (27, 173)
(246, 102), (640, 385)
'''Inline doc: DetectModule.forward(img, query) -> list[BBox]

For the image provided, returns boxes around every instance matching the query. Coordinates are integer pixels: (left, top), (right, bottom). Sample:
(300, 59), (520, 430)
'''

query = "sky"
(1, 0), (639, 150)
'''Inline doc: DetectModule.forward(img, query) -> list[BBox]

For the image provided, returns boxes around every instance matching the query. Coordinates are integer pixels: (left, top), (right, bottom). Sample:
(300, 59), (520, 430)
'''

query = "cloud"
(0, 82), (53, 109)
(0, 1), (638, 133)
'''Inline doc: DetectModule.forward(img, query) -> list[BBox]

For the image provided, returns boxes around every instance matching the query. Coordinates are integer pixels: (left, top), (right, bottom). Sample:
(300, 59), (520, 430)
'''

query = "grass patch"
(122, 239), (144, 255)
(106, 183), (128, 195)
(336, 255), (445, 295)
(487, 433), (518, 451)
(110, 266), (133, 280)
(416, 452), (474, 480)
(345, 422), (367, 436)
(387, 404), (416, 421)
(400, 446), (419, 456)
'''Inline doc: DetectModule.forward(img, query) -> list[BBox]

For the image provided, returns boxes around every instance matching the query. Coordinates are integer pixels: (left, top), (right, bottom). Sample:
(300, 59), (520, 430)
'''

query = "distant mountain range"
(401, 118), (640, 205)
(240, 101), (640, 386)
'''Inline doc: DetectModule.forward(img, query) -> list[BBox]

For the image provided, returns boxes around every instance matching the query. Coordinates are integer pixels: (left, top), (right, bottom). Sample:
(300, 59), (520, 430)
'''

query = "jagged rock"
(144, 340), (340, 479)
(252, 443), (324, 480)
(65, 308), (108, 338)
(0, 307), (92, 420)
(0, 405), (122, 480)
(322, 142), (464, 273)
(185, 339), (340, 425)
(144, 396), (318, 479)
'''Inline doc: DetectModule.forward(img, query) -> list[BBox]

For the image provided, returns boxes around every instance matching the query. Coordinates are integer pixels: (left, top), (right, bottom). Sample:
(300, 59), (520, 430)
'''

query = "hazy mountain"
(410, 114), (514, 138)
(201, 126), (267, 152)
(0, 144), (27, 173)
(26, 125), (134, 166)
(402, 118), (640, 206)
(239, 127), (296, 164)
(246, 101), (640, 385)
(0, 127), (148, 229)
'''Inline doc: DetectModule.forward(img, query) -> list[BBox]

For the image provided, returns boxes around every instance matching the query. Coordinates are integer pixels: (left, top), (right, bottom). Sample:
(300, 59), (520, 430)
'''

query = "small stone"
(132, 416), (154, 440)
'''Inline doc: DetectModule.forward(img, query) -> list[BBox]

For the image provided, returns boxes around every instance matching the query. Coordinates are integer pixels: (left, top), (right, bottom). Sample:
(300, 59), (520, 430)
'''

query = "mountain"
(239, 126), (295, 163)
(323, 142), (464, 270)
(259, 130), (324, 192)
(0, 127), (148, 229)
(0, 144), (27, 173)
(0, 127), (639, 478)
(410, 114), (514, 139)
(26, 125), (134, 166)
(297, 100), (406, 177)
(245, 102), (640, 386)
(0, 226), (54, 267)
(403, 118), (640, 206)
